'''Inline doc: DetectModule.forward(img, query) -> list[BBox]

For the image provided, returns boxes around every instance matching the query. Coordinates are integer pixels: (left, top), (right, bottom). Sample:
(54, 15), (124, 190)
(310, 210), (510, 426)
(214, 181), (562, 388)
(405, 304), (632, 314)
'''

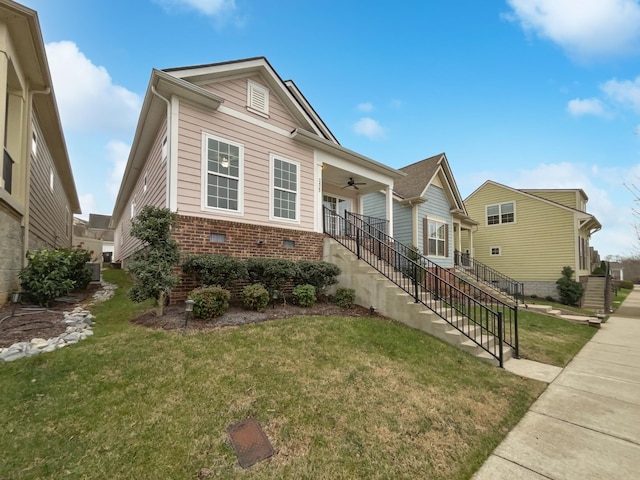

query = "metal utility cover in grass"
(227, 418), (274, 468)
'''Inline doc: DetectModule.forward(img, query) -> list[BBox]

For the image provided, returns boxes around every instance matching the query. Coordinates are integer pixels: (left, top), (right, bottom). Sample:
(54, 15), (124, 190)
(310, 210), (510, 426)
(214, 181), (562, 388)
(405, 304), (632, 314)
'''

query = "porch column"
(385, 185), (393, 238)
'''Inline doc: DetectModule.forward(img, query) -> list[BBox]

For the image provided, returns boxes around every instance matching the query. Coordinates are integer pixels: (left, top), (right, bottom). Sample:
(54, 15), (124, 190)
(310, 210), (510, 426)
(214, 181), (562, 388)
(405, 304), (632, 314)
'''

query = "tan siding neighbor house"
(463, 180), (601, 298)
(111, 57), (404, 303)
(0, 0), (80, 306)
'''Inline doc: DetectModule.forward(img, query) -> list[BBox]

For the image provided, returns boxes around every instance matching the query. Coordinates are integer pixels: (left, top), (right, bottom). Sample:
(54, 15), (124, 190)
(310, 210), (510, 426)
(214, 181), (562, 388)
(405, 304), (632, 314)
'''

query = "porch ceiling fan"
(341, 177), (366, 190)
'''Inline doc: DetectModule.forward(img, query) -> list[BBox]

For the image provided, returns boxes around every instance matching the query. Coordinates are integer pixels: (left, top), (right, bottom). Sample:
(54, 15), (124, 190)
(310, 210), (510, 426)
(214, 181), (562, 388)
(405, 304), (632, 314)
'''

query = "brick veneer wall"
(170, 215), (325, 304)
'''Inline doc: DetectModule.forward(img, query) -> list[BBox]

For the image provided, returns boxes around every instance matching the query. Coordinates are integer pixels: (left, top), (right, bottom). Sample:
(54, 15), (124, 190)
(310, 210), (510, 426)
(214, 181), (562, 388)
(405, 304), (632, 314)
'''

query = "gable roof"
(394, 152), (468, 214)
(465, 180), (602, 231)
(1, 0), (80, 213)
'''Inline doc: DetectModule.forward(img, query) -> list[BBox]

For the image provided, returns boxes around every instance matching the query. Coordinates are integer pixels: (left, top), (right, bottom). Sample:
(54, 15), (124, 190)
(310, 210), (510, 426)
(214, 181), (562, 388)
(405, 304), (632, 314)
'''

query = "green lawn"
(0, 270), (546, 480)
(517, 309), (596, 366)
(613, 288), (632, 311)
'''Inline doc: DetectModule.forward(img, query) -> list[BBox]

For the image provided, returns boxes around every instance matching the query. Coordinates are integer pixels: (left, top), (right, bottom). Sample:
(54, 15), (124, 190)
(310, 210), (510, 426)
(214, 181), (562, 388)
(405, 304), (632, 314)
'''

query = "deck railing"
(324, 208), (518, 366)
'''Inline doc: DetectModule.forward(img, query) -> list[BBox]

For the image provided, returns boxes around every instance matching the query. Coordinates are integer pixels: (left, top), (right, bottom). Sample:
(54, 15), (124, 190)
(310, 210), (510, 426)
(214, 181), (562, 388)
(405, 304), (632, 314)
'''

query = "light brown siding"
(115, 122), (167, 262)
(176, 97), (316, 231)
(521, 190), (578, 209)
(28, 117), (72, 249)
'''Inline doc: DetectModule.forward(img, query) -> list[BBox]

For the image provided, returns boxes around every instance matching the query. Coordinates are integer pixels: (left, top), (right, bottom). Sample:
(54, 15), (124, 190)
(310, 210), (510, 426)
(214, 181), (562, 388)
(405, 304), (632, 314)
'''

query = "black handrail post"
(513, 305), (520, 359)
(322, 207), (326, 234)
(413, 263), (419, 303)
(497, 312), (504, 368)
(356, 228), (361, 259)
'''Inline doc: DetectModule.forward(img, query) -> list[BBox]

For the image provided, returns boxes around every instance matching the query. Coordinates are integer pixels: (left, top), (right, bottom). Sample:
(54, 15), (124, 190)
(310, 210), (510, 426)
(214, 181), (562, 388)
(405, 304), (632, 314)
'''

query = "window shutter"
(422, 217), (428, 255)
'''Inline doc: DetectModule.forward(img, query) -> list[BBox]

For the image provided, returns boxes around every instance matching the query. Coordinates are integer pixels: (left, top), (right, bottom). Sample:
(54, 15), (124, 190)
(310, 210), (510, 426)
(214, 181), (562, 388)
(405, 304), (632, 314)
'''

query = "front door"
(323, 194), (352, 235)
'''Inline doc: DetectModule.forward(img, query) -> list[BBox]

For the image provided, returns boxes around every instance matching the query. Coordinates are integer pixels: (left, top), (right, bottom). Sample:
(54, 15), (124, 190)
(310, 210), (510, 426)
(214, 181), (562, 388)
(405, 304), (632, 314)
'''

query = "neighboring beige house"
(72, 214), (115, 263)
(0, 0), (81, 305)
(363, 153), (477, 268)
(112, 57), (403, 301)
(463, 181), (601, 298)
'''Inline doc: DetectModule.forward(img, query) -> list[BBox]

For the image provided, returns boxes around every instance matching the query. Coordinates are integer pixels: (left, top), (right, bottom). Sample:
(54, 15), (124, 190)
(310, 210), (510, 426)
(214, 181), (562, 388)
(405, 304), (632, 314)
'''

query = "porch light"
(184, 299), (195, 328)
(10, 291), (21, 317)
(220, 156), (230, 168)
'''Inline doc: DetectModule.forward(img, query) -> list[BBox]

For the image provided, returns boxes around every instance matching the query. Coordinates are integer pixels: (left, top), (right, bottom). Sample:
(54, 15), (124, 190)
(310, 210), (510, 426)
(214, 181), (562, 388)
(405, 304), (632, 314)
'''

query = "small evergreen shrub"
(294, 261), (341, 295)
(292, 284), (316, 307)
(245, 258), (297, 297)
(545, 296), (555, 302)
(242, 284), (270, 312)
(19, 248), (92, 307)
(618, 280), (634, 290)
(556, 266), (584, 306)
(188, 286), (231, 319)
(182, 254), (247, 288)
(334, 287), (356, 309)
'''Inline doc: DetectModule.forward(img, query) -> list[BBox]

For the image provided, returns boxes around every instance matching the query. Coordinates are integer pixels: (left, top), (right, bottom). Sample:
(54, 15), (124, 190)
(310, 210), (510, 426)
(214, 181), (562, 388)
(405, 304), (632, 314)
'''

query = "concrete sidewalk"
(473, 288), (640, 479)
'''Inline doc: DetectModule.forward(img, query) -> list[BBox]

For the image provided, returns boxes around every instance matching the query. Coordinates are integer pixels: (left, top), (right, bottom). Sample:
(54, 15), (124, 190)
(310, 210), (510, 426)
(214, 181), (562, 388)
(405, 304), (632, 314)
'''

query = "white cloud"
(357, 102), (374, 112)
(567, 97), (608, 117)
(78, 193), (98, 220)
(106, 140), (131, 200)
(601, 76), (640, 113)
(45, 41), (141, 135)
(353, 117), (386, 140)
(155, 0), (235, 16)
(505, 0), (640, 61)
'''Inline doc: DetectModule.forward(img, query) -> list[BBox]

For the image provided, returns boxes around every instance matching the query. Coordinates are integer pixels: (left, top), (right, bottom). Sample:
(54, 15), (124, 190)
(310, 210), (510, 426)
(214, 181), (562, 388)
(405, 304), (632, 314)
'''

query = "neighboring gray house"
(73, 214), (115, 263)
(363, 153), (476, 268)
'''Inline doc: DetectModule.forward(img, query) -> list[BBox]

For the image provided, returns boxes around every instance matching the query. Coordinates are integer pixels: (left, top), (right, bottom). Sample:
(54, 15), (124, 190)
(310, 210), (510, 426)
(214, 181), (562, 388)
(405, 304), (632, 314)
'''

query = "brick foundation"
(170, 215), (325, 304)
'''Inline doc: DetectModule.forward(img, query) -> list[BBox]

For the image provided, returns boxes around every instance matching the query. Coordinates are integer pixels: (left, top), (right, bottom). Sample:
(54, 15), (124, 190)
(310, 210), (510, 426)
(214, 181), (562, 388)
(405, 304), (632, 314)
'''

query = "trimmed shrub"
(334, 287), (356, 309)
(19, 248), (92, 307)
(188, 286), (231, 319)
(292, 284), (316, 307)
(242, 284), (270, 312)
(294, 261), (340, 295)
(556, 266), (584, 306)
(182, 254), (248, 288)
(618, 280), (634, 290)
(545, 296), (555, 302)
(245, 258), (297, 297)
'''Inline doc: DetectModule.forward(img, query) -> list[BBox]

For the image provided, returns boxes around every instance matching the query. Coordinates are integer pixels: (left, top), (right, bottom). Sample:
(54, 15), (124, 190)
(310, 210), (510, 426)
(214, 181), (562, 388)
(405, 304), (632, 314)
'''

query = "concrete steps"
(583, 276), (606, 311)
(325, 239), (510, 367)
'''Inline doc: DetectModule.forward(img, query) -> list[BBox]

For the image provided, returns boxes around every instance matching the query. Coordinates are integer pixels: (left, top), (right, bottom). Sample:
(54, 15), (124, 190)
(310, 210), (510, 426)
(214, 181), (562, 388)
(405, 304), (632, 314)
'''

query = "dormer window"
(247, 80), (269, 117)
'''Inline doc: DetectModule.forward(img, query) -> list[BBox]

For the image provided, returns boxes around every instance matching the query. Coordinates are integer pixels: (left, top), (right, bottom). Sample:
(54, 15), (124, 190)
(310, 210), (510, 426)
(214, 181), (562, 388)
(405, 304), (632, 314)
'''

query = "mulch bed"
(132, 302), (385, 331)
(0, 284), (101, 348)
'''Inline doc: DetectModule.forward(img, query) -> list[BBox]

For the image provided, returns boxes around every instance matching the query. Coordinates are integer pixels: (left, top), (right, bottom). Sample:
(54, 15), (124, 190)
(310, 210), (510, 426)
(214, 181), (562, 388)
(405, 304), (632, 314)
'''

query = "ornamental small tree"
(556, 266), (584, 306)
(127, 206), (180, 316)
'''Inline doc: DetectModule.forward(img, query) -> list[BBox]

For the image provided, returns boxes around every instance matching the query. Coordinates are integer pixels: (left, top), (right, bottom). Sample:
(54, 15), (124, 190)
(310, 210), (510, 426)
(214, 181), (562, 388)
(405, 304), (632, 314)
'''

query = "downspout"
(150, 85), (171, 210)
(22, 86), (50, 265)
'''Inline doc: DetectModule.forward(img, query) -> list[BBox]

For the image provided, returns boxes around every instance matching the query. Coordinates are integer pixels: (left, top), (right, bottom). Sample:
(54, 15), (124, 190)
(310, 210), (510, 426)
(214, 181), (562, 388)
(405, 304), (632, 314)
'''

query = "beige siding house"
(463, 180), (601, 298)
(0, 0), (80, 305)
(112, 57), (403, 301)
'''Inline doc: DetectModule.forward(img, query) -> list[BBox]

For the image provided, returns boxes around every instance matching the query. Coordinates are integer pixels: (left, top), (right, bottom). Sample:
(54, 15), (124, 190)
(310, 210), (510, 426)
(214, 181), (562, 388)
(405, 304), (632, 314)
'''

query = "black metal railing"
(2, 148), (13, 194)
(454, 250), (524, 305)
(324, 207), (518, 367)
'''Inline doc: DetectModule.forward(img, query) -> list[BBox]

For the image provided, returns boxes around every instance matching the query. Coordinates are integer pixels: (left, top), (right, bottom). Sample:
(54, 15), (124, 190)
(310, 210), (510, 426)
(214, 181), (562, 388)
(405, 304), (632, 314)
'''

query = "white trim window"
(202, 134), (243, 213)
(427, 219), (448, 257)
(49, 168), (54, 191)
(486, 202), (515, 225)
(31, 128), (37, 156)
(270, 154), (299, 222)
(130, 198), (136, 219)
(247, 80), (269, 116)
(490, 246), (501, 256)
(161, 136), (168, 161)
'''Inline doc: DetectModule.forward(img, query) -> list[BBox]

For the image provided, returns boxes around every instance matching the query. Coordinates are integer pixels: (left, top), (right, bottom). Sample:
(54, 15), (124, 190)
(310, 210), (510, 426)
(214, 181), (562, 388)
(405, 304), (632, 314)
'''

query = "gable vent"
(247, 80), (269, 116)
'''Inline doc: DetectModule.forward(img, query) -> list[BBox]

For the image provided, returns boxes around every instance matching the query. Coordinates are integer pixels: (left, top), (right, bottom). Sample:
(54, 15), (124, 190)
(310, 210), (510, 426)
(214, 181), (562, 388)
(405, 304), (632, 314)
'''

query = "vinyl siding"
(200, 75), (299, 133)
(521, 189), (578, 209)
(116, 122), (167, 262)
(465, 183), (577, 281)
(362, 191), (386, 220)
(418, 184), (453, 268)
(28, 117), (72, 249)
(176, 95), (316, 231)
(393, 202), (412, 246)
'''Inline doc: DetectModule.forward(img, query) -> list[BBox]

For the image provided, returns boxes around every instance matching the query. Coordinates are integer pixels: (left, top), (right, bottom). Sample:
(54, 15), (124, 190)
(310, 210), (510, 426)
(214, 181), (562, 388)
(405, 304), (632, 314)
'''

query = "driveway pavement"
(473, 288), (640, 479)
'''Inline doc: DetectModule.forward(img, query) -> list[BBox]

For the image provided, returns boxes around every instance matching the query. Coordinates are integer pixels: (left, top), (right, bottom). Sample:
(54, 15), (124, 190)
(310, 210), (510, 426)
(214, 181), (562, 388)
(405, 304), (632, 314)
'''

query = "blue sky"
(22, 0), (640, 258)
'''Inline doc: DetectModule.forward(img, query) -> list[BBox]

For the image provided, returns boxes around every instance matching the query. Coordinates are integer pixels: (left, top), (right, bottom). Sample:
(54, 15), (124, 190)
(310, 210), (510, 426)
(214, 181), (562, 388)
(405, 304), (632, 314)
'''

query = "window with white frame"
(131, 198), (136, 218)
(143, 173), (147, 193)
(271, 155), (298, 221)
(426, 219), (447, 257)
(31, 129), (37, 156)
(49, 168), (54, 191)
(487, 202), (514, 225)
(490, 246), (501, 256)
(204, 135), (241, 212)
(247, 80), (269, 116)
(162, 136), (168, 161)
